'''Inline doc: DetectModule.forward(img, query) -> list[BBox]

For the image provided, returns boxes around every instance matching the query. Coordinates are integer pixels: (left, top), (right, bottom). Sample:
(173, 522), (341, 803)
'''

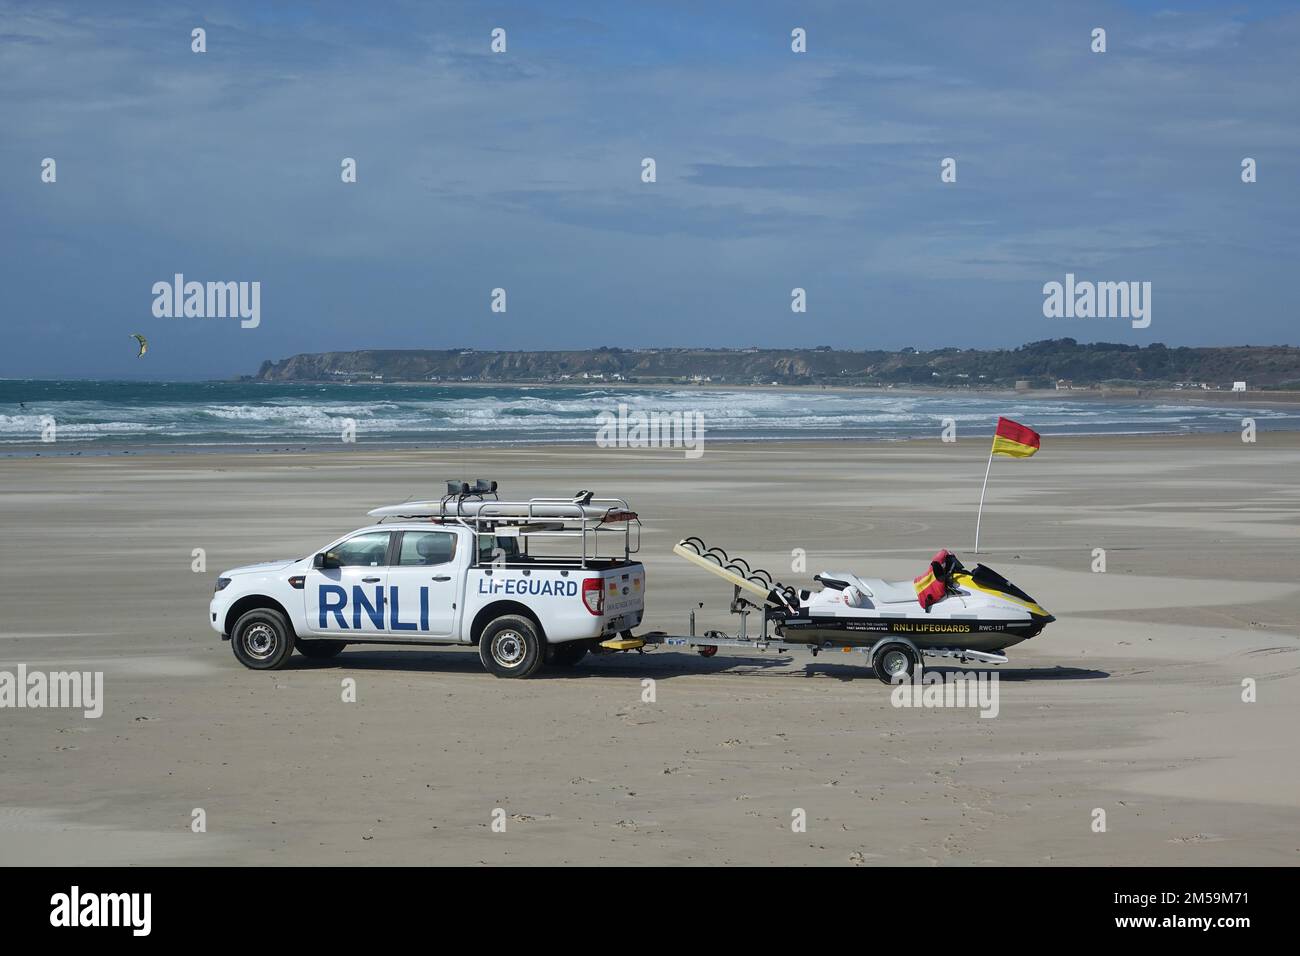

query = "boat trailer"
(598, 538), (1011, 684)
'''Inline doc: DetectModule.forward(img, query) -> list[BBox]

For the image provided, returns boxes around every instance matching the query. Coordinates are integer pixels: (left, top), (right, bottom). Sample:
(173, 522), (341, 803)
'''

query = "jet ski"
(776, 550), (1054, 653)
(673, 540), (1054, 655)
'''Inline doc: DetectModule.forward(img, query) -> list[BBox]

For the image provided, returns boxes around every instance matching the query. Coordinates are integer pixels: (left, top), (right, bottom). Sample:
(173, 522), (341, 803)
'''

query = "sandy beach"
(1, 433), (1298, 866)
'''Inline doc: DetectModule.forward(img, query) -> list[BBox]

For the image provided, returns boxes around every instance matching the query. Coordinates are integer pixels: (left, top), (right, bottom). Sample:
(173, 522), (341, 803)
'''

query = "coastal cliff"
(252, 340), (1300, 389)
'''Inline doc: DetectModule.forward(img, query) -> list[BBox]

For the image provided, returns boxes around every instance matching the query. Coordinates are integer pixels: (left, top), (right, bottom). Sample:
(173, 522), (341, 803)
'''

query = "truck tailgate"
(602, 564), (645, 628)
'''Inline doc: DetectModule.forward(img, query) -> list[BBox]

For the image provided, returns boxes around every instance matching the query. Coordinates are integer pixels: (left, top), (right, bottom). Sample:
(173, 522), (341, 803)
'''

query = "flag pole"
(974, 440), (995, 553)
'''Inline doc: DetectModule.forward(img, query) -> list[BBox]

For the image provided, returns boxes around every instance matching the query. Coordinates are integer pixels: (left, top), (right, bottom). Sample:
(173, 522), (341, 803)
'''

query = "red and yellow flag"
(991, 417), (1040, 458)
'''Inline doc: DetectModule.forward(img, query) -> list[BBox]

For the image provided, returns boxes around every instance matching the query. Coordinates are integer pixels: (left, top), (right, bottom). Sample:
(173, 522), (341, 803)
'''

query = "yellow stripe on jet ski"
(952, 572), (1051, 617)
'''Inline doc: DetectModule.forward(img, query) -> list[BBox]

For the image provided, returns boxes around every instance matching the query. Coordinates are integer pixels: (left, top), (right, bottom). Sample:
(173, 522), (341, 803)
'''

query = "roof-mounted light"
(445, 479), (498, 496)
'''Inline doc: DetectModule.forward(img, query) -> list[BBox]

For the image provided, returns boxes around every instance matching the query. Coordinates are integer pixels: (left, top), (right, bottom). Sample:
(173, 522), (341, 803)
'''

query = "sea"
(1, 380), (1296, 452)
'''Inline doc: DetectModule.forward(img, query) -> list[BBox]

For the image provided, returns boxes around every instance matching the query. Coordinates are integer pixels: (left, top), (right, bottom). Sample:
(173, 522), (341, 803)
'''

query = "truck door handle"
(362, 576), (381, 583)
(431, 575), (451, 582)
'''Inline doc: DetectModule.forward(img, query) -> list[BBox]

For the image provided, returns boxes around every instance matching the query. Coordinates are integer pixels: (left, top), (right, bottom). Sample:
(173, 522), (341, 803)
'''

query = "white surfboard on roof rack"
(366, 499), (633, 521)
(366, 483), (641, 564)
(367, 481), (637, 524)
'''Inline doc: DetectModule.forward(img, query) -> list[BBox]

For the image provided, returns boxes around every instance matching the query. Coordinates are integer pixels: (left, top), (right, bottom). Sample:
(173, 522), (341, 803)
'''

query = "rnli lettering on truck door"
(318, 584), (431, 631)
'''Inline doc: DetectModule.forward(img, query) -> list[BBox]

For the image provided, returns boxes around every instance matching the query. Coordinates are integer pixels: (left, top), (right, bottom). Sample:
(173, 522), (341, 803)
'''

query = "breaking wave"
(1, 380), (1296, 447)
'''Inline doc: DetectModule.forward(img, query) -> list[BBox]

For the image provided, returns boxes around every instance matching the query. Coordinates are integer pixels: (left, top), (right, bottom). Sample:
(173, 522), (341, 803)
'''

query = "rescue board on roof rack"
(367, 500), (635, 522)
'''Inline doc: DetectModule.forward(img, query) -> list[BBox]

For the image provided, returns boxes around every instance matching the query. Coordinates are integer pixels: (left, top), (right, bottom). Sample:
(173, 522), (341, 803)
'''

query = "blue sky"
(2, 0), (1297, 380)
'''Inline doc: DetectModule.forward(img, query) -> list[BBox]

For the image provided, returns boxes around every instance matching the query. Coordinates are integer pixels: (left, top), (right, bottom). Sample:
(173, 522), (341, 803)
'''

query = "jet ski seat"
(858, 577), (918, 605)
(816, 572), (918, 605)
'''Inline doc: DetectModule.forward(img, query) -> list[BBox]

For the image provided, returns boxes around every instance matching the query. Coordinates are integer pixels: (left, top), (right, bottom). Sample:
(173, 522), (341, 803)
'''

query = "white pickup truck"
(210, 486), (645, 678)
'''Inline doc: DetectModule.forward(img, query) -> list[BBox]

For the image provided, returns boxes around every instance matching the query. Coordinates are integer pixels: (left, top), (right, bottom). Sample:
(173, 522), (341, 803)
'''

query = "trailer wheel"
(297, 639), (346, 660)
(479, 615), (545, 678)
(871, 642), (917, 685)
(547, 641), (588, 667)
(231, 608), (296, 670)
(698, 645), (718, 658)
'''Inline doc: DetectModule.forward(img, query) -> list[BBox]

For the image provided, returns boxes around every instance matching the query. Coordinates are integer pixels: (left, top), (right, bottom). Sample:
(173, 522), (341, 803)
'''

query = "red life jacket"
(913, 549), (953, 611)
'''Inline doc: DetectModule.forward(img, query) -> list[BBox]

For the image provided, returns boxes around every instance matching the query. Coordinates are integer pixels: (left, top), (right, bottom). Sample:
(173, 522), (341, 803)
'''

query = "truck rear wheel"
(297, 639), (346, 660)
(479, 615), (545, 678)
(231, 607), (296, 670)
(872, 642), (918, 685)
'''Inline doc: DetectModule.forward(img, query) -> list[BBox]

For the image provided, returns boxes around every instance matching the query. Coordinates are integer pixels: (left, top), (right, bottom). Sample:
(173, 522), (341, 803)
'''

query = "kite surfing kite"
(130, 333), (148, 358)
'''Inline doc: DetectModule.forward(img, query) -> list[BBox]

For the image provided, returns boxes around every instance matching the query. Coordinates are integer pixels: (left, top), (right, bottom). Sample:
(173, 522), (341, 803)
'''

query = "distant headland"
(251, 339), (1300, 393)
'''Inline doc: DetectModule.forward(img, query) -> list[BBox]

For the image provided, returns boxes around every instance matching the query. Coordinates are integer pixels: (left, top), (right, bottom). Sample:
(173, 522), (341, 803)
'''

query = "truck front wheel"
(479, 615), (545, 678)
(231, 607), (296, 670)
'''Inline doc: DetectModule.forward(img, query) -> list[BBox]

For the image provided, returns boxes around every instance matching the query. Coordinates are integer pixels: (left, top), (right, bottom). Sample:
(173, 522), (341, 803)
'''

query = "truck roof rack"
(368, 482), (640, 568)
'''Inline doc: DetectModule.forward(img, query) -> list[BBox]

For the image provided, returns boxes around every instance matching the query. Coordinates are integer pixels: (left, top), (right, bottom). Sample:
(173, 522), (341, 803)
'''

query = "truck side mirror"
(314, 552), (340, 569)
